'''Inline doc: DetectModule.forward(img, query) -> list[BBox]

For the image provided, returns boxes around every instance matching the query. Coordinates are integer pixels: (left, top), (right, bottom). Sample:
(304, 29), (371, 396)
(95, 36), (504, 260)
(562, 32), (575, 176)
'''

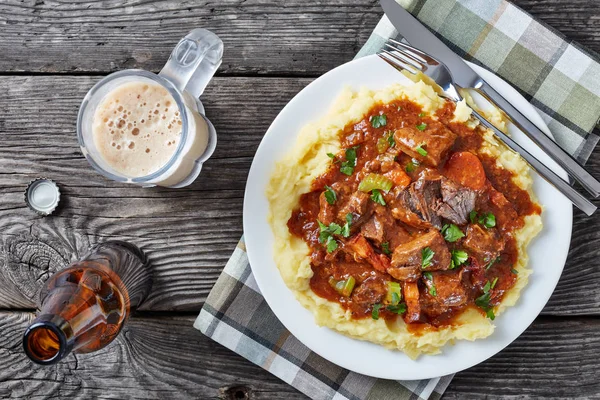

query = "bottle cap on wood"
(25, 178), (61, 216)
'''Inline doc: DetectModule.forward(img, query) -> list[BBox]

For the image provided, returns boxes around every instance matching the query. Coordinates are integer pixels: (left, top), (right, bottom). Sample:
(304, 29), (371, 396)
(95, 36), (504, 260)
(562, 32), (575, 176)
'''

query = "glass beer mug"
(77, 29), (223, 187)
(23, 241), (152, 365)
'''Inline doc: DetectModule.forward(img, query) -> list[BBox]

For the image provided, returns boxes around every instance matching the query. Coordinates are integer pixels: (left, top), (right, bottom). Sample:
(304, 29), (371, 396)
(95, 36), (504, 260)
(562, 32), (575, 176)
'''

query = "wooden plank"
(0, 75), (600, 314)
(446, 316), (600, 399)
(0, 312), (306, 399)
(0, 1), (598, 75)
(2, 312), (600, 399)
(0, 0), (381, 75)
(0, 75), (307, 311)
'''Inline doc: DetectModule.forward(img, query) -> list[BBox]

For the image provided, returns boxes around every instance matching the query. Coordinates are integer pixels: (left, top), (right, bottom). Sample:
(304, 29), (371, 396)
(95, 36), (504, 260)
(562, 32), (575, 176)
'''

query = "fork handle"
(471, 109), (596, 216)
(478, 81), (600, 198)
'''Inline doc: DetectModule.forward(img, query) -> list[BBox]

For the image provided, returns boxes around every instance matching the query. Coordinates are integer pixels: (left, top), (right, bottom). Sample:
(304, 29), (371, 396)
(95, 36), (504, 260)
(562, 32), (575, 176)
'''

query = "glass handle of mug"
(159, 29), (223, 98)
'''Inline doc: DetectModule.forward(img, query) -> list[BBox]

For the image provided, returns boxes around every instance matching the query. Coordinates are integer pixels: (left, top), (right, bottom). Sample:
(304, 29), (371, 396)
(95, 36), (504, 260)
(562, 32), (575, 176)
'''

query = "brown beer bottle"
(23, 241), (152, 365)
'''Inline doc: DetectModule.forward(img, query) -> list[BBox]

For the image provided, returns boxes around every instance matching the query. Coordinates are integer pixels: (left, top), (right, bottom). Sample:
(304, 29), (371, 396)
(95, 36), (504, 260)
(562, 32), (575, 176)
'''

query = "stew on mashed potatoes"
(287, 98), (541, 331)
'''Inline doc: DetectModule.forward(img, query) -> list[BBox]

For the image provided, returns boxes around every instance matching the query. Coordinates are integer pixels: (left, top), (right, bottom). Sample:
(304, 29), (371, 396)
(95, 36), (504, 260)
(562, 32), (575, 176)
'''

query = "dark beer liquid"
(23, 241), (151, 365)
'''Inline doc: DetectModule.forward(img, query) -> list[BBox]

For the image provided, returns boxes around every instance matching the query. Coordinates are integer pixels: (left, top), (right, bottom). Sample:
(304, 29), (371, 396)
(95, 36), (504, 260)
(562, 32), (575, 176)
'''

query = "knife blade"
(380, 0), (600, 198)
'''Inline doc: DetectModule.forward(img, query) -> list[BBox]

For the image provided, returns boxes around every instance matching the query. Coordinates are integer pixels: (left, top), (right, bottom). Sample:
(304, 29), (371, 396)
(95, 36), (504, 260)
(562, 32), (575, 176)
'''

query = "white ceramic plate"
(243, 54), (572, 380)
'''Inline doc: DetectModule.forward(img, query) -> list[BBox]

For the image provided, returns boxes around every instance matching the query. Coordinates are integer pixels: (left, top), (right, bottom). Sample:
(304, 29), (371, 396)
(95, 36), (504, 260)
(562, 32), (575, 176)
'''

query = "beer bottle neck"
(22, 314), (74, 365)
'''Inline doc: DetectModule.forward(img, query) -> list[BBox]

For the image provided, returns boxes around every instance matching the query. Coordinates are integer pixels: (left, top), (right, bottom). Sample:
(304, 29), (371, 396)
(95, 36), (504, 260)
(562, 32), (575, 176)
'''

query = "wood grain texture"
(1, 1), (599, 398)
(0, 75), (307, 311)
(0, 0), (381, 75)
(2, 312), (600, 399)
(0, 75), (599, 316)
(0, 0), (598, 76)
(0, 312), (306, 399)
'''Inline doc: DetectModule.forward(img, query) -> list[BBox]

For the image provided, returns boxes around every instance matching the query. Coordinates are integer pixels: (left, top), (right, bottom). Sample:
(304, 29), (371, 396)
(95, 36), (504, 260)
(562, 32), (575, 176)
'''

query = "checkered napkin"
(195, 239), (453, 400)
(357, 0), (600, 162)
(195, 2), (600, 399)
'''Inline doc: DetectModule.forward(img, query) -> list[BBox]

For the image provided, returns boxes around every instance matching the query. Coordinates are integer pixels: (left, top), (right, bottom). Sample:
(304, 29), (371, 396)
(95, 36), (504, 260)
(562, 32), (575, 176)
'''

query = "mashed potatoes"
(266, 81), (542, 358)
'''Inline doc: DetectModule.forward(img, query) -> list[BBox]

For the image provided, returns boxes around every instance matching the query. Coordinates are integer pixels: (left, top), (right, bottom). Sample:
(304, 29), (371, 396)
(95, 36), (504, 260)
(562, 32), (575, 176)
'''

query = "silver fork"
(378, 38), (596, 216)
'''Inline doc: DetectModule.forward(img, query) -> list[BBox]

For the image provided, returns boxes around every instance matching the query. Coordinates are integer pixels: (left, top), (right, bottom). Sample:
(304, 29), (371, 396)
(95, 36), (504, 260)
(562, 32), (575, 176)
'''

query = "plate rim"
(243, 54), (573, 380)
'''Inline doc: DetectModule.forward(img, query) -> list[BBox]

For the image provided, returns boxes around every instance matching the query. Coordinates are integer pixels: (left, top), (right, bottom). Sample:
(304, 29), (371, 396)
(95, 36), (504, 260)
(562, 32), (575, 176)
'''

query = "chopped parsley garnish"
(441, 224), (465, 242)
(475, 280), (496, 320)
(340, 146), (359, 176)
(405, 158), (420, 173)
(469, 210), (477, 223)
(450, 250), (468, 269)
(370, 114), (387, 128)
(387, 131), (396, 148)
(416, 123), (427, 131)
(480, 212), (496, 228)
(386, 303), (407, 314)
(340, 213), (352, 238)
(475, 292), (495, 320)
(418, 112), (426, 117)
(423, 272), (437, 296)
(469, 211), (497, 229)
(511, 268), (519, 275)
(415, 144), (428, 157)
(318, 221), (341, 242)
(421, 247), (434, 269)
(326, 236), (337, 252)
(327, 152), (336, 160)
(324, 185), (337, 205)
(318, 220), (341, 252)
(371, 303), (383, 320)
(381, 242), (392, 255)
(318, 219), (349, 253)
(485, 256), (500, 270)
(370, 189), (386, 206)
(340, 164), (354, 176)
(475, 293), (495, 320)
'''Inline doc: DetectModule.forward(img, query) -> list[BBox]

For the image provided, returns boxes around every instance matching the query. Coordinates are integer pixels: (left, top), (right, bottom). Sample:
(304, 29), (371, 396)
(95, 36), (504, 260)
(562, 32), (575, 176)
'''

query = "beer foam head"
(92, 81), (184, 177)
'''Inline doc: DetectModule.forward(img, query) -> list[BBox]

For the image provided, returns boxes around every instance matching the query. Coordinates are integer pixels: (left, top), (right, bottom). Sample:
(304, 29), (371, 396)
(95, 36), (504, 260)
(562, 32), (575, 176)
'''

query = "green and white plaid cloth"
(195, 239), (454, 400)
(195, 1), (600, 399)
(358, 0), (600, 162)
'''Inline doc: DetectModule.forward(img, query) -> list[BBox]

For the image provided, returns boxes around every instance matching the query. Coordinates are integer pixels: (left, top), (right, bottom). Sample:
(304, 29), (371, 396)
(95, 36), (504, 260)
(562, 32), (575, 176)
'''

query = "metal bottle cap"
(25, 178), (61, 216)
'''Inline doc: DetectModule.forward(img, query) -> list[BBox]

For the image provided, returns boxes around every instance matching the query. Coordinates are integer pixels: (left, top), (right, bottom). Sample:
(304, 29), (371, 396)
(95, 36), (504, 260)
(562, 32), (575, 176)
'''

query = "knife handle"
(471, 109), (596, 216)
(478, 81), (600, 198)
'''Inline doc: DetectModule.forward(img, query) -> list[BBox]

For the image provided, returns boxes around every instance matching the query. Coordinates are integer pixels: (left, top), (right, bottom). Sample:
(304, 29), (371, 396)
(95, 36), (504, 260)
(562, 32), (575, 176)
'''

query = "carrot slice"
(443, 152), (486, 190)
(384, 165), (411, 189)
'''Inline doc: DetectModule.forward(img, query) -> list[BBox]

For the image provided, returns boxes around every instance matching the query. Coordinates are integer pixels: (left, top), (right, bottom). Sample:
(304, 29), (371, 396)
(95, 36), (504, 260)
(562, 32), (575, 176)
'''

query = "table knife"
(380, 0), (600, 198)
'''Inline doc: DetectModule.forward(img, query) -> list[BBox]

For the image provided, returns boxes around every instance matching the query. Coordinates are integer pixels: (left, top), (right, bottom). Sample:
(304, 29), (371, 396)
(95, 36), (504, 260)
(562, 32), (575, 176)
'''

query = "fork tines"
(378, 38), (438, 75)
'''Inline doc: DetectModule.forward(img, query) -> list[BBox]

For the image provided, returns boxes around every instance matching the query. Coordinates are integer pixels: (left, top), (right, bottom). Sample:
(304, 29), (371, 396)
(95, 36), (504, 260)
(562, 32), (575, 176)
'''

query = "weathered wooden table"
(0, 1), (599, 398)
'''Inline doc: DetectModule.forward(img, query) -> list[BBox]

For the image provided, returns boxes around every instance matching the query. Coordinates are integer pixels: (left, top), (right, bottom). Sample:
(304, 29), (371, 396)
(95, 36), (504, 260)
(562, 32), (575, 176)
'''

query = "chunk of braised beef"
(391, 230), (451, 272)
(318, 191), (336, 225)
(374, 206), (412, 249)
(390, 175), (442, 229)
(432, 178), (476, 225)
(337, 191), (373, 228)
(463, 224), (505, 262)
(423, 270), (467, 308)
(487, 187), (519, 231)
(402, 281), (423, 323)
(387, 265), (421, 282)
(393, 121), (457, 167)
(360, 215), (385, 244)
(411, 176), (443, 229)
(391, 174), (477, 229)
(351, 277), (387, 307)
(391, 189), (434, 229)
